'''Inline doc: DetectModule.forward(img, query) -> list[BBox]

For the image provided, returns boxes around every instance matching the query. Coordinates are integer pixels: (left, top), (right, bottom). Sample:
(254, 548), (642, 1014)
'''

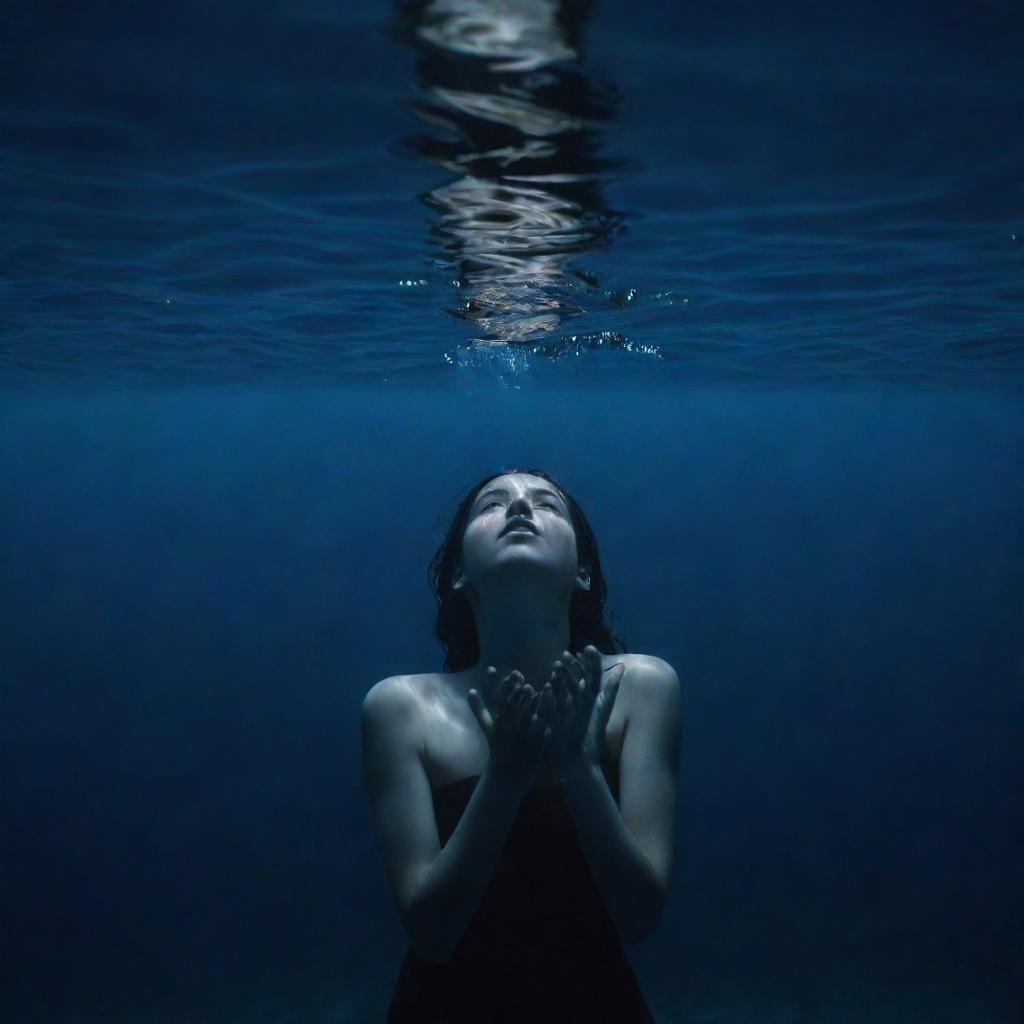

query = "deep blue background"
(4, 389), (1022, 1021)
(3, 1), (1023, 1021)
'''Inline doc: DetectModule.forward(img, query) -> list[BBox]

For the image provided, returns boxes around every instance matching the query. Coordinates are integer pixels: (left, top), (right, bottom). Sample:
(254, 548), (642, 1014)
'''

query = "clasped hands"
(468, 645), (626, 793)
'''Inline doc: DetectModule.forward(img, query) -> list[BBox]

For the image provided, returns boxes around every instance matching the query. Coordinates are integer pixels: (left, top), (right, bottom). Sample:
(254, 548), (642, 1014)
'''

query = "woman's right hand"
(467, 668), (555, 797)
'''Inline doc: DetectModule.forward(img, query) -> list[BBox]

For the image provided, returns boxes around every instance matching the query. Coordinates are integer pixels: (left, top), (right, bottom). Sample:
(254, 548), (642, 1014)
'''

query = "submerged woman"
(361, 467), (681, 1023)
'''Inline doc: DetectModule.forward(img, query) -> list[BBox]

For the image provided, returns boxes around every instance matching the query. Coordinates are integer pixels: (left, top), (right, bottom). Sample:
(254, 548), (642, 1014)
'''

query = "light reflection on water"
(1, 0), (1021, 388)
(393, 0), (639, 359)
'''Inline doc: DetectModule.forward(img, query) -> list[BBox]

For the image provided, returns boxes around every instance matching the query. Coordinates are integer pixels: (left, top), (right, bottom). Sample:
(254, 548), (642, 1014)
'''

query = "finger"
(541, 689), (562, 743)
(539, 686), (557, 720)
(569, 654), (597, 715)
(590, 664), (624, 736)
(536, 692), (552, 749)
(604, 662), (626, 698)
(491, 667), (520, 708)
(509, 675), (527, 699)
(598, 675), (621, 725)
(561, 650), (587, 693)
(521, 691), (542, 734)
(557, 657), (585, 714)
(497, 681), (520, 725)
(512, 685), (535, 724)
(507, 679), (524, 712)
(536, 720), (553, 757)
(493, 684), (520, 739)
(589, 675), (620, 759)
(482, 666), (498, 703)
(488, 669), (506, 713)
(495, 667), (520, 716)
(547, 665), (572, 715)
(581, 649), (601, 702)
(527, 705), (544, 743)
(467, 689), (493, 737)
(581, 646), (601, 699)
(610, 665), (626, 701)
(494, 670), (520, 711)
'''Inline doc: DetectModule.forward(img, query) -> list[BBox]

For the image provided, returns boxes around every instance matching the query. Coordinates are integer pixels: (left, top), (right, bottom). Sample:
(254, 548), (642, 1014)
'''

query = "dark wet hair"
(428, 466), (628, 672)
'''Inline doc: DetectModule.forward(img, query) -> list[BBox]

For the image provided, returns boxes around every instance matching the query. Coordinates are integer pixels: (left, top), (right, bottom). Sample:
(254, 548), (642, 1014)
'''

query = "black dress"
(386, 772), (655, 1024)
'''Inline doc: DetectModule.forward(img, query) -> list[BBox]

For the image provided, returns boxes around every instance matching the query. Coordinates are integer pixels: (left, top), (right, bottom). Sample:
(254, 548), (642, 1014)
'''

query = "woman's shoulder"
(612, 653), (679, 699)
(361, 674), (429, 724)
(370, 670), (452, 697)
(362, 672), (450, 722)
(611, 651), (676, 675)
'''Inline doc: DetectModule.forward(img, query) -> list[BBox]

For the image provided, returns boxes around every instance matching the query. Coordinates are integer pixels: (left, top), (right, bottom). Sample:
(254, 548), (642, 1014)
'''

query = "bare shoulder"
(362, 673), (421, 704)
(364, 672), (451, 717)
(359, 675), (428, 779)
(361, 674), (421, 721)
(611, 652), (680, 722)
(606, 651), (679, 687)
(612, 651), (678, 679)
(360, 673), (447, 755)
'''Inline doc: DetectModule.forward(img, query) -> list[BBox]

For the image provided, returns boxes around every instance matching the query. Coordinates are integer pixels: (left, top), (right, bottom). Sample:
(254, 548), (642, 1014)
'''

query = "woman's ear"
(576, 567), (591, 591)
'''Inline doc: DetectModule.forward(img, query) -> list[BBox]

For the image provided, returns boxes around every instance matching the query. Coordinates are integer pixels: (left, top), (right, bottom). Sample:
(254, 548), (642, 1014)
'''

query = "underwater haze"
(2, 1), (1023, 1022)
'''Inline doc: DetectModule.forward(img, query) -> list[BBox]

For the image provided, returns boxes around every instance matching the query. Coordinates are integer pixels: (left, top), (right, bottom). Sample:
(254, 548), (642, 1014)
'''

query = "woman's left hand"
(542, 645), (625, 777)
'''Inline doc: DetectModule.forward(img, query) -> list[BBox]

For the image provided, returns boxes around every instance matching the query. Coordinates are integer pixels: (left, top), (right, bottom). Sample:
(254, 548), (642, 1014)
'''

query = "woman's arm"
(560, 656), (681, 943)
(361, 679), (523, 963)
(406, 766), (524, 961)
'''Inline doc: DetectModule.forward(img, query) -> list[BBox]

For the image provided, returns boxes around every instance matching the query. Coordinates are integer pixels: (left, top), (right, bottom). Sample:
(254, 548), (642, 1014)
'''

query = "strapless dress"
(386, 772), (655, 1023)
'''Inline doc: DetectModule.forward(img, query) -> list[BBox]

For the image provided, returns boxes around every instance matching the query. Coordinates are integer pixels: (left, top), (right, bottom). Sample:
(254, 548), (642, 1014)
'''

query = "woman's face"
(458, 473), (581, 596)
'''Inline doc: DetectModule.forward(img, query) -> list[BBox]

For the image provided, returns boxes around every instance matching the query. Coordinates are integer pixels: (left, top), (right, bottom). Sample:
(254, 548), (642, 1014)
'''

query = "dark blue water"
(3, 2), (1023, 1022)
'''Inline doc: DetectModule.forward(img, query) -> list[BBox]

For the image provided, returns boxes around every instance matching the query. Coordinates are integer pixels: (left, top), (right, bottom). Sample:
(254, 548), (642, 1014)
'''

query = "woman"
(361, 467), (681, 1022)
